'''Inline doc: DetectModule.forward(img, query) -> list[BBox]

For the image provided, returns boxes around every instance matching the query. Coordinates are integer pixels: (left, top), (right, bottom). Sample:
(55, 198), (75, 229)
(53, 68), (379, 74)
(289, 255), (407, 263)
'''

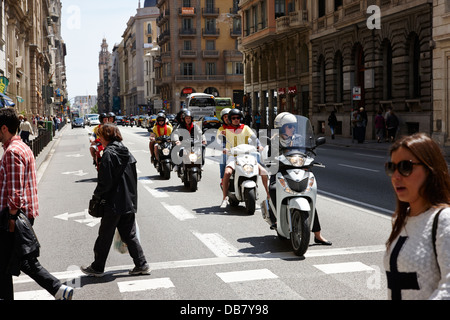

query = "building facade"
(118, 2), (160, 116)
(1, 0), (66, 118)
(240, 0), (433, 139)
(156, 0), (244, 113)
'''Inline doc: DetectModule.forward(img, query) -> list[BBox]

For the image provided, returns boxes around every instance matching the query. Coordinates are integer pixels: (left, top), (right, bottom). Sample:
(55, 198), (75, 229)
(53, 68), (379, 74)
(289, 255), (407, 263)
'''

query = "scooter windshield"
(279, 115), (316, 153)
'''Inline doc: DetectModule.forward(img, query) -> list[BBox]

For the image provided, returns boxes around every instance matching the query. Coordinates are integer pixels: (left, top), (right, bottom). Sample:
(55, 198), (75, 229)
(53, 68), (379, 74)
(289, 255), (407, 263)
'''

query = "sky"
(61, 0), (139, 99)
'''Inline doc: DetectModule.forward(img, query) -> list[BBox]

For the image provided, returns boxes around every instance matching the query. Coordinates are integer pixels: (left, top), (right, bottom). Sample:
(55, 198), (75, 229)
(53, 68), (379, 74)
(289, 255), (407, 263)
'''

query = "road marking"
(53, 209), (101, 227)
(117, 278), (174, 293)
(314, 261), (375, 274)
(65, 154), (84, 158)
(13, 245), (385, 285)
(217, 269), (278, 283)
(14, 290), (54, 300)
(338, 163), (379, 172)
(353, 153), (385, 159)
(318, 191), (393, 216)
(162, 202), (196, 221)
(61, 169), (89, 176)
(192, 232), (242, 257)
(142, 184), (169, 198)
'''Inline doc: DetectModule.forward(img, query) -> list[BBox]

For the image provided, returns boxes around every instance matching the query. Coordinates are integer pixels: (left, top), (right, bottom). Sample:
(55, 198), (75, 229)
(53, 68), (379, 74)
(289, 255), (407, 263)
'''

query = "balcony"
(202, 7), (219, 17)
(179, 50), (197, 58)
(202, 50), (219, 58)
(178, 7), (196, 16)
(202, 28), (220, 37)
(175, 74), (225, 83)
(157, 30), (170, 45)
(179, 28), (197, 37)
(276, 10), (309, 34)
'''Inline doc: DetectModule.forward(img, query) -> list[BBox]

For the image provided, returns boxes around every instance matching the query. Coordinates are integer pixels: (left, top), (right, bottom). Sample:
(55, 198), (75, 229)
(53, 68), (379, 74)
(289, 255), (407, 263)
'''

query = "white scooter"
(226, 144), (260, 215)
(261, 115), (325, 256)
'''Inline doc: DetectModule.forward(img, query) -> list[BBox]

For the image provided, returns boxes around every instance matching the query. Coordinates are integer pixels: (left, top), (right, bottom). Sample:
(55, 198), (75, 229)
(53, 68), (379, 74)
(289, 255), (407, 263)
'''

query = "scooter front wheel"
(244, 188), (256, 215)
(290, 209), (310, 256)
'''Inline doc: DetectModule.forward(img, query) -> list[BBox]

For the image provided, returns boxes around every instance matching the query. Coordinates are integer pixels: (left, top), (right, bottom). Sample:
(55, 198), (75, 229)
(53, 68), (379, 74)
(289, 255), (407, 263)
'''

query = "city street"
(12, 124), (393, 303)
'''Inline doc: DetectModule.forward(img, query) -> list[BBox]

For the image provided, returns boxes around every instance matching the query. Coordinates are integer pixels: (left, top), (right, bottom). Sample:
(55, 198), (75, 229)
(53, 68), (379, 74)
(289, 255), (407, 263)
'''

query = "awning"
(0, 93), (15, 107)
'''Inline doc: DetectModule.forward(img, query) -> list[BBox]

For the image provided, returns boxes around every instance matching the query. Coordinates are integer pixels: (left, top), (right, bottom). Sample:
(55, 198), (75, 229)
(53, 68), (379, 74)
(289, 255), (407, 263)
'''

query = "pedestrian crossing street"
(14, 245), (386, 300)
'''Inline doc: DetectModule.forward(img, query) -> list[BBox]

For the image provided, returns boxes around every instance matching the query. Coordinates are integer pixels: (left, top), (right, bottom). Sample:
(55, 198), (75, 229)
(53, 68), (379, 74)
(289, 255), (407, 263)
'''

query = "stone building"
(155, 0), (244, 113)
(0, 0), (66, 118)
(311, 0), (433, 139)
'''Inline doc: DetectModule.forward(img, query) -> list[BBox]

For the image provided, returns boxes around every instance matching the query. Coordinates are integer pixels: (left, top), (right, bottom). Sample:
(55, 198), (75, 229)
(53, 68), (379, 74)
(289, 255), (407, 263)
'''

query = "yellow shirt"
(152, 123), (173, 137)
(218, 124), (254, 150)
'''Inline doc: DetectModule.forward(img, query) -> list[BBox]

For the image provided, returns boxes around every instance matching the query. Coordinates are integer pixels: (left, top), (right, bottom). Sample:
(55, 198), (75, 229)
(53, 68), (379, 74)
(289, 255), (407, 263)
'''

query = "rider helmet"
(220, 108), (231, 123)
(228, 108), (243, 121)
(99, 113), (108, 123)
(274, 112), (296, 129)
(156, 112), (166, 123)
(107, 112), (116, 122)
(183, 110), (192, 119)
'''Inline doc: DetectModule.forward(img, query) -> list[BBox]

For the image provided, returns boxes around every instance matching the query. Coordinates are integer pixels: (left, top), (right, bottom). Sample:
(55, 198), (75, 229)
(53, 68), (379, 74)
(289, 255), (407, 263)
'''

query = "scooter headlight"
(162, 148), (170, 156)
(243, 164), (254, 174)
(287, 155), (306, 167)
(189, 153), (198, 163)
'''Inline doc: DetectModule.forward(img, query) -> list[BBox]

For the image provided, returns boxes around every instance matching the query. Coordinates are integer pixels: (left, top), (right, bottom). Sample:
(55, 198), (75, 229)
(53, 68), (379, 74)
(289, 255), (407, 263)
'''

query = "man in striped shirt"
(0, 108), (73, 300)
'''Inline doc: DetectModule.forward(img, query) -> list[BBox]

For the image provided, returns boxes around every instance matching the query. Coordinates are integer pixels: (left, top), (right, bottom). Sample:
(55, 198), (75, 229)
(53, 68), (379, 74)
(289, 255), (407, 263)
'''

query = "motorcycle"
(260, 115), (325, 256)
(89, 132), (103, 171)
(176, 139), (205, 191)
(225, 144), (260, 215)
(153, 135), (173, 180)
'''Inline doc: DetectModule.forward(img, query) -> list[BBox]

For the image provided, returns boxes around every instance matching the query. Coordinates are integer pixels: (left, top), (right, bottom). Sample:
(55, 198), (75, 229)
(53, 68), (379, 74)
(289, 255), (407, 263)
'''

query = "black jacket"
(94, 141), (138, 215)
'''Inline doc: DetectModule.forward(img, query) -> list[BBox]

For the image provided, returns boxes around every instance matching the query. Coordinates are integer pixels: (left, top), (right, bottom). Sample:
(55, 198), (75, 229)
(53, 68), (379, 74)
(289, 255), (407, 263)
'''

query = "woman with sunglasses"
(384, 133), (450, 299)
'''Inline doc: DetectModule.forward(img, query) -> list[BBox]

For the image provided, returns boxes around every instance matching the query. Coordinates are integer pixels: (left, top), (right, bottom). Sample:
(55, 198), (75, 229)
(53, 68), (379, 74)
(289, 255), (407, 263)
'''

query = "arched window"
(334, 51), (343, 103)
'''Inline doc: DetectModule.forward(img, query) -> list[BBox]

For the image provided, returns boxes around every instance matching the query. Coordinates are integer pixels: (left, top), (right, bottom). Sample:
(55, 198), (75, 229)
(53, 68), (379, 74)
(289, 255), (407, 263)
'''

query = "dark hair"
(386, 133), (450, 247)
(0, 108), (20, 134)
(98, 123), (122, 142)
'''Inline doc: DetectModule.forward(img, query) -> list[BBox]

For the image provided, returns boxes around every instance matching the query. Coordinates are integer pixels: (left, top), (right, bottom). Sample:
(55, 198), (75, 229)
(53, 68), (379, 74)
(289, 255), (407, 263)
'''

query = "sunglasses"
(231, 116), (240, 120)
(385, 160), (423, 177)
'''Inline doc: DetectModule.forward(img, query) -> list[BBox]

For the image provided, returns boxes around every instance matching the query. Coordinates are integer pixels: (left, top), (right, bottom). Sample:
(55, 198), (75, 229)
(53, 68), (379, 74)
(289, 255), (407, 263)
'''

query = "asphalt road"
(12, 124), (393, 306)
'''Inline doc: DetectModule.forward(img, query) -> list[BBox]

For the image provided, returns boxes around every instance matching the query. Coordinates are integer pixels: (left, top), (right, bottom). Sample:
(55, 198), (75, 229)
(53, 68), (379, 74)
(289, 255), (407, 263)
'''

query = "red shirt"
(0, 135), (39, 218)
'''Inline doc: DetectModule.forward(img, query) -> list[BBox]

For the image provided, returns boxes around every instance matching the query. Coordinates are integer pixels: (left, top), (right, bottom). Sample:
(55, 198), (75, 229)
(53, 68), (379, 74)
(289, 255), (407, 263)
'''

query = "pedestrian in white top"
(19, 117), (34, 143)
(384, 133), (450, 300)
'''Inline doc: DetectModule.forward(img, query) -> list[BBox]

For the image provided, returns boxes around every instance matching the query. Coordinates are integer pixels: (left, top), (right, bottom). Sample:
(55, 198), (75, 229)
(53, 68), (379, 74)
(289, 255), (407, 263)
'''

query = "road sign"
(353, 86), (361, 100)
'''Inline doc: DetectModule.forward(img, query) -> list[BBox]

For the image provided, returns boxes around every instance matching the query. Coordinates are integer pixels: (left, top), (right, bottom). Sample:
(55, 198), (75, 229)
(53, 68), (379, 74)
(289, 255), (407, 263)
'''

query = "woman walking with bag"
(384, 133), (450, 299)
(81, 123), (149, 277)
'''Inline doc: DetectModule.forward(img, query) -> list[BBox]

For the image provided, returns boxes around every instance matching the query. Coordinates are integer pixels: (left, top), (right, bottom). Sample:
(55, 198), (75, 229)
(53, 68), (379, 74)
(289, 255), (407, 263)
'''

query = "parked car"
(72, 117), (85, 129)
(202, 116), (221, 129)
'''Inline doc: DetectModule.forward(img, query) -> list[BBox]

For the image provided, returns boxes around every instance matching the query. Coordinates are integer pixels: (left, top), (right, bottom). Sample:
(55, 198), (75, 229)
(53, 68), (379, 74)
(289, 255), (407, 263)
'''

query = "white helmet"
(274, 112), (296, 129)
(220, 108), (231, 123)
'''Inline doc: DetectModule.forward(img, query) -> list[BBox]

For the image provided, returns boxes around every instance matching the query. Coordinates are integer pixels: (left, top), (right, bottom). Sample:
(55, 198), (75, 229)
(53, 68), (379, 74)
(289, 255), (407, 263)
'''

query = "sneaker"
(129, 264), (150, 275)
(55, 284), (74, 300)
(80, 265), (104, 277)
(220, 198), (228, 209)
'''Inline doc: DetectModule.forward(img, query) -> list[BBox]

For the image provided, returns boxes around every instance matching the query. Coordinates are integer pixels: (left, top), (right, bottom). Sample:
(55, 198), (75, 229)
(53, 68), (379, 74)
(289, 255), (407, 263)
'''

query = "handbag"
(88, 197), (106, 218)
(88, 156), (129, 218)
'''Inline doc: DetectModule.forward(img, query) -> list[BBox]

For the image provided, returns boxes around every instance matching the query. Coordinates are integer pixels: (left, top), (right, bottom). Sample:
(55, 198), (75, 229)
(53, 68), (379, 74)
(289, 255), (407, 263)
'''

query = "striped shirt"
(0, 135), (39, 218)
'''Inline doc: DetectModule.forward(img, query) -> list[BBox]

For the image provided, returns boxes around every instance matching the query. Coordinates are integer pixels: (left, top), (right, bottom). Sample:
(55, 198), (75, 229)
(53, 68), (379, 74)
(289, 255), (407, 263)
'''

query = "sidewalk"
(323, 134), (450, 160)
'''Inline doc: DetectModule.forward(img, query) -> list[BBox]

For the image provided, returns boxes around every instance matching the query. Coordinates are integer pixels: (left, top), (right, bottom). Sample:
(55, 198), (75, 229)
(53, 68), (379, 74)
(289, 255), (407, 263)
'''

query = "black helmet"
(99, 113), (108, 123)
(228, 108), (243, 119)
(107, 112), (116, 122)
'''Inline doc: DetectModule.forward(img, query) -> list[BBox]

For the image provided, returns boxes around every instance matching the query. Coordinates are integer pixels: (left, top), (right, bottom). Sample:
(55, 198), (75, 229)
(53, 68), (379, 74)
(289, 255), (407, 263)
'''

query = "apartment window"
(334, 0), (342, 10)
(206, 0), (214, 10)
(409, 34), (421, 99)
(334, 51), (343, 103)
(183, 0), (191, 7)
(182, 62), (194, 75)
(183, 18), (193, 30)
(235, 62), (244, 75)
(261, 0), (267, 29)
(184, 40), (192, 50)
(148, 36), (152, 43)
(206, 62), (216, 75)
(147, 23), (152, 34)
(275, 0), (285, 18)
(206, 40), (215, 50)
(245, 10), (251, 36)
(318, 0), (326, 18)
(205, 18), (216, 32)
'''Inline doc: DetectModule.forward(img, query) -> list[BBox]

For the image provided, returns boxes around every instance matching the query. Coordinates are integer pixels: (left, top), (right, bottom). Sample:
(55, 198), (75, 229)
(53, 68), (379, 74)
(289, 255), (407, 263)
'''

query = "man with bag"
(0, 108), (73, 300)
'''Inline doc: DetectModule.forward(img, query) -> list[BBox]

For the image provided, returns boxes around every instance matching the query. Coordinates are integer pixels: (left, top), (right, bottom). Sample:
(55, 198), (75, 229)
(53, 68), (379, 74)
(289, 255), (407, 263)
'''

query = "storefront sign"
(278, 88), (286, 95)
(288, 86), (297, 94)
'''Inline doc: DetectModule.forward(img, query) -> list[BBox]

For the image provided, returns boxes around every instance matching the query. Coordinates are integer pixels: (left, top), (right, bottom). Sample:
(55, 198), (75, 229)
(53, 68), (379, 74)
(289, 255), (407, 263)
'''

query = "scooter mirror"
(316, 136), (326, 146)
